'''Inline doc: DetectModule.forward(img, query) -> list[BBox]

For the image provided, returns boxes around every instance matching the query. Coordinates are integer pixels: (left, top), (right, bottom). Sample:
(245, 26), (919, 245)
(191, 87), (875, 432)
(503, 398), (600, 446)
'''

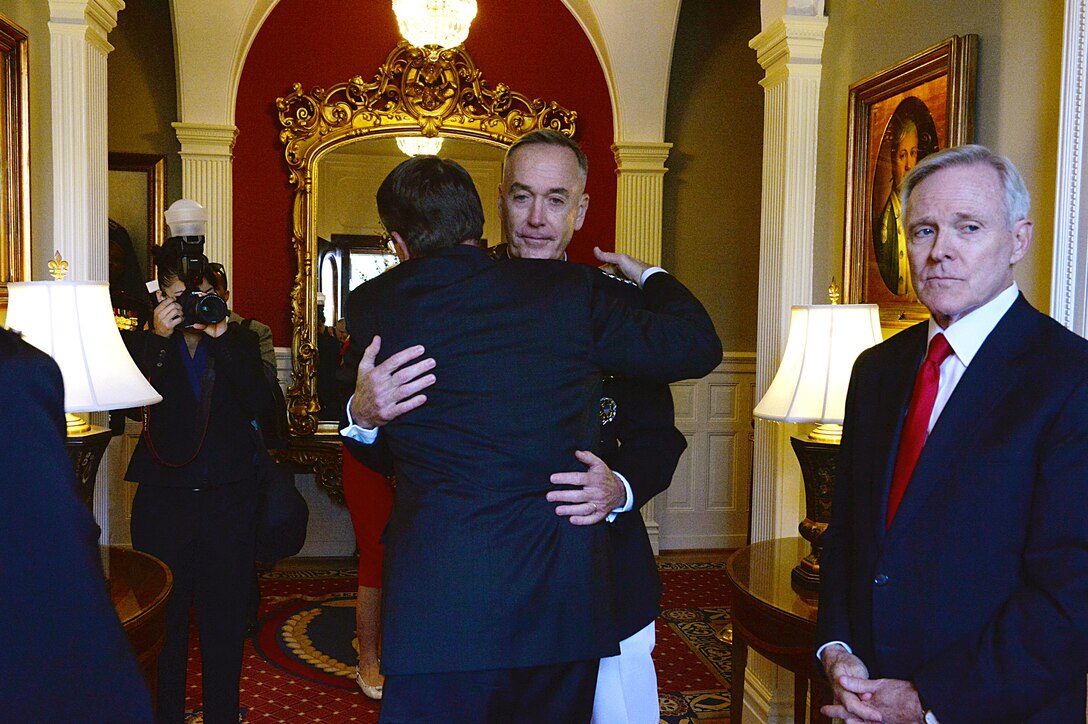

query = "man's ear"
(1010, 219), (1033, 266)
(391, 232), (411, 261)
(574, 192), (589, 232)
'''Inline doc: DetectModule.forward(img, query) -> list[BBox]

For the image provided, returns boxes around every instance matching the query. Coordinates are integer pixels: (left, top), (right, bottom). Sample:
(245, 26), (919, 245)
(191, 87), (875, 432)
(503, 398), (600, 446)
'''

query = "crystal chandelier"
(392, 0), (478, 49)
(397, 135), (445, 157)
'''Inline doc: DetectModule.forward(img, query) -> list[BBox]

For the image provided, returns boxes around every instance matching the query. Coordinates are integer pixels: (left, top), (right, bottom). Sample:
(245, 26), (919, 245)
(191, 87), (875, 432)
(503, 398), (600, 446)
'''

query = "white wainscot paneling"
(659, 355), (756, 550)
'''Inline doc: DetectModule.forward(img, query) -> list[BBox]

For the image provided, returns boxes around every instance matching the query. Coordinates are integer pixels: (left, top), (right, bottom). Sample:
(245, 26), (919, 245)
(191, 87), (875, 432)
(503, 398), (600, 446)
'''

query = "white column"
(48, 0), (123, 281)
(749, 14), (826, 544)
(612, 141), (672, 267)
(612, 141), (672, 552)
(745, 15), (827, 724)
(172, 122), (238, 286)
(49, 0), (124, 543)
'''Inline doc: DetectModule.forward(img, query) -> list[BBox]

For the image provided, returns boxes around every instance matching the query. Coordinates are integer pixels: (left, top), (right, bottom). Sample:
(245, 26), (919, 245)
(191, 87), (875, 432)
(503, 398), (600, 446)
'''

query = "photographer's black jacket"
(123, 324), (267, 488)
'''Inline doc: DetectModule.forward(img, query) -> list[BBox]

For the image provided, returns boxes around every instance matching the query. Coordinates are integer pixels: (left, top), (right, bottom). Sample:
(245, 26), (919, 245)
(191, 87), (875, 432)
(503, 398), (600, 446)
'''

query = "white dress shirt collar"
(927, 283), (1019, 367)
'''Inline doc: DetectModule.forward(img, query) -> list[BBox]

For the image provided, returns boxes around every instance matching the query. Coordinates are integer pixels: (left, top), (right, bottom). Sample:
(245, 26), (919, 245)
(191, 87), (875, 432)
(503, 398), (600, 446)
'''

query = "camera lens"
(194, 293), (229, 325)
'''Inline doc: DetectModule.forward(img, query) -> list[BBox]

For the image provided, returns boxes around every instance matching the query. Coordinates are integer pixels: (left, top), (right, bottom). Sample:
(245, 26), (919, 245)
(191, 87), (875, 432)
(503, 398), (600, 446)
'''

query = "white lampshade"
(6, 281), (162, 412)
(392, 0), (477, 49)
(754, 304), (882, 424)
(396, 135), (445, 157)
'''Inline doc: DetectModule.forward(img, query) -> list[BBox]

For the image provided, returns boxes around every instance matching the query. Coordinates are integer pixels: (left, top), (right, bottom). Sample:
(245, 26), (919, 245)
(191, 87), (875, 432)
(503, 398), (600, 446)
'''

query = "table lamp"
(6, 253), (162, 509)
(753, 291), (881, 589)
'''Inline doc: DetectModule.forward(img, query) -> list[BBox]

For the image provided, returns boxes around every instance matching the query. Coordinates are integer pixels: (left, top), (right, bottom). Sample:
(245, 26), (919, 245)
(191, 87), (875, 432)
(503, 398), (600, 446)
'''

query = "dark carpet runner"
(182, 561), (732, 723)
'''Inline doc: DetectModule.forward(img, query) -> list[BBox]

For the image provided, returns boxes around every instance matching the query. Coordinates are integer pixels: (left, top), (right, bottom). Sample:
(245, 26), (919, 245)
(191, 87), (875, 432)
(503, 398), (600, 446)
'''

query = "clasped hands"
(820, 645), (927, 724)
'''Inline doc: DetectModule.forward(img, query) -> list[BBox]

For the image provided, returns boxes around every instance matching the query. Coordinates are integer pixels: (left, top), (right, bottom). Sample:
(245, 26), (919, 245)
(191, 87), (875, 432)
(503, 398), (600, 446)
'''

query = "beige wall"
(0, 0), (52, 278)
(813, 0), (1064, 313)
(664, 0), (764, 353)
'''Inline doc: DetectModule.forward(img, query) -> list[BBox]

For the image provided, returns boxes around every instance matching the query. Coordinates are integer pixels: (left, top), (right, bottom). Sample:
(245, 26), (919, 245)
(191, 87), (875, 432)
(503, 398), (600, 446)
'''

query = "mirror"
(311, 136), (506, 422)
(275, 39), (578, 480)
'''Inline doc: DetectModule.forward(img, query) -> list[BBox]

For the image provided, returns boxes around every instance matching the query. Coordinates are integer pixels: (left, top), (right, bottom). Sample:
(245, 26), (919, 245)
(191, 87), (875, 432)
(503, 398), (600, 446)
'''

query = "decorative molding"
(1052, 0), (1088, 334)
(48, 0), (123, 54)
(613, 141), (671, 267)
(277, 40), (576, 181)
(276, 40), (577, 440)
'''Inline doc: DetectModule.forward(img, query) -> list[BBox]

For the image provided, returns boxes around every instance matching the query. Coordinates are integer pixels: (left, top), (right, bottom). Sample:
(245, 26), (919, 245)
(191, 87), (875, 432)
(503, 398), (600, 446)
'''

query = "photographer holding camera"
(123, 200), (267, 724)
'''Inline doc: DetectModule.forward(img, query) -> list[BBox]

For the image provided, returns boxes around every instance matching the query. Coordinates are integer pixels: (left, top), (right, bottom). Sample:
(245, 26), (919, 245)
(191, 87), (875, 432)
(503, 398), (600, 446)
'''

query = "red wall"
(232, 0), (615, 343)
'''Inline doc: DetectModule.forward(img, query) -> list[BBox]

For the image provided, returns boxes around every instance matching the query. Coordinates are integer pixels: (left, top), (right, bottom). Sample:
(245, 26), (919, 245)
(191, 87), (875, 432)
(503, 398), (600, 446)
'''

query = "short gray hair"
(900, 144), (1030, 229)
(504, 129), (588, 182)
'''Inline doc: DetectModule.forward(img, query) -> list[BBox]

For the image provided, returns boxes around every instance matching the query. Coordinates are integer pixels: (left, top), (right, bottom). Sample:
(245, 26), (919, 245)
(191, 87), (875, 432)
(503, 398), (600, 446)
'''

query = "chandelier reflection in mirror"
(396, 135), (445, 157)
(392, 0), (477, 49)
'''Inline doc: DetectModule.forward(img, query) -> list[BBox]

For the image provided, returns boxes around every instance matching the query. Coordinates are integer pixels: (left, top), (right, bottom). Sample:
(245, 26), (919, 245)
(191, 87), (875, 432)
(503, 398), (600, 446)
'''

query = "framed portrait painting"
(843, 35), (978, 328)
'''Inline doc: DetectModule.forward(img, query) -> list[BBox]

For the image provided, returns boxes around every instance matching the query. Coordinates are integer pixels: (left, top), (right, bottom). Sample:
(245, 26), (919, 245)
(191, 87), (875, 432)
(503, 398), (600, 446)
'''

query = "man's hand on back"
(349, 336), (436, 428)
(547, 450), (627, 525)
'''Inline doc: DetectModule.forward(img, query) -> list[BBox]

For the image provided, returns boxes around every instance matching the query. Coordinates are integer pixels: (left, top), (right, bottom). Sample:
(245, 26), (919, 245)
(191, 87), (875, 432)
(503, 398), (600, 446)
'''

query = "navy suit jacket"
(0, 327), (153, 721)
(341, 244), (721, 675)
(490, 244), (690, 639)
(817, 295), (1088, 723)
(594, 271), (689, 639)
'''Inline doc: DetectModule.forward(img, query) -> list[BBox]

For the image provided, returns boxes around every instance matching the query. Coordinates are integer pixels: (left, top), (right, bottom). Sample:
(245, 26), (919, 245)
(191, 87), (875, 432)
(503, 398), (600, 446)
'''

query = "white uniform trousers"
(591, 620), (659, 723)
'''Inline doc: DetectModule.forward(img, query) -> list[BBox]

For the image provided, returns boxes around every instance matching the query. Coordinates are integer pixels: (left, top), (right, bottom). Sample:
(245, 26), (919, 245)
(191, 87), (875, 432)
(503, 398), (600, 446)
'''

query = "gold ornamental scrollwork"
(276, 41), (577, 438)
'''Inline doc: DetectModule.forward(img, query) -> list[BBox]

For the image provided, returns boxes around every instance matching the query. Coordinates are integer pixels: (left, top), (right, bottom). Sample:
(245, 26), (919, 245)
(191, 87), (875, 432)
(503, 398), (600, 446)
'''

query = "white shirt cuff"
(605, 471), (635, 523)
(816, 640), (853, 661)
(339, 394), (378, 444)
(639, 267), (667, 287)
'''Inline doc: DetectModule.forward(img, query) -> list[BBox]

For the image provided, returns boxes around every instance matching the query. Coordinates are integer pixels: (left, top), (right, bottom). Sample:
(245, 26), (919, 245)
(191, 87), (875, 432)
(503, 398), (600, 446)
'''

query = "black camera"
(171, 235), (228, 327)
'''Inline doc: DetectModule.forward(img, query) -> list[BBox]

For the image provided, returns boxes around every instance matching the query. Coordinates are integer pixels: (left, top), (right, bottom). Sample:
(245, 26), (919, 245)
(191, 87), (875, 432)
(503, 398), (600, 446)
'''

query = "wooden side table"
(726, 537), (831, 724)
(109, 546), (173, 705)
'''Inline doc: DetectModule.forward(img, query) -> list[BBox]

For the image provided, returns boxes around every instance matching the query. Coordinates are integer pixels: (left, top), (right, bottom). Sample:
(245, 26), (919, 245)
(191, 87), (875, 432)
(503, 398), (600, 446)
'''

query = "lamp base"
(65, 424), (113, 509)
(789, 434), (840, 590)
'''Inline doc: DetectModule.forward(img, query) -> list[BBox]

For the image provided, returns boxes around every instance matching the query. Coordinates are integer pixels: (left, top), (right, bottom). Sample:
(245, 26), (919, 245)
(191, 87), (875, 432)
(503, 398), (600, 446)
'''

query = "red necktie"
(886, 333), (953, 530)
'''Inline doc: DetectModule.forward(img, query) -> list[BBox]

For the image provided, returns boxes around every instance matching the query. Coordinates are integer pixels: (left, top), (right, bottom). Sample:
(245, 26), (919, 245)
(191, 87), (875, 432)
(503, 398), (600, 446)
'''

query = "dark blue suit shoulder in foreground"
(0, 326), (153, 722)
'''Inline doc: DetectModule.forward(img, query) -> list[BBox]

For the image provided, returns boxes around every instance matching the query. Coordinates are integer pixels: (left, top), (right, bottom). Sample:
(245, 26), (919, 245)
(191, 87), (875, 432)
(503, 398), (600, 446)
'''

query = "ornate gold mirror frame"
(275, 41), (576, 498)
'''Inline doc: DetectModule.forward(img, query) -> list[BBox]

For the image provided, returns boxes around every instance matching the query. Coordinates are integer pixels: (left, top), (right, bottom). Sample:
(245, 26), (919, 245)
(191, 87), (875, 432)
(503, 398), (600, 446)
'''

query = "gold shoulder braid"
(597, 268), (639, 287)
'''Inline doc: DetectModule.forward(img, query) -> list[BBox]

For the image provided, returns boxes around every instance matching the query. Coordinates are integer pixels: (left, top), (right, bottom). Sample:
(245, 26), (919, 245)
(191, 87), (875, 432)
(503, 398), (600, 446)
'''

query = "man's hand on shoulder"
(593, 247), (652, 285)
(547, 450), (627, 525)
(349, 336), (436, 428)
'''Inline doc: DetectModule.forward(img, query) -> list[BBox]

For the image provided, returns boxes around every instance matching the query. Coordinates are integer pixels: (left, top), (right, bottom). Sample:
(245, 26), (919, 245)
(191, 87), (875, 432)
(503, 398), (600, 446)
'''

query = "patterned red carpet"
(182, 561), (732, 723)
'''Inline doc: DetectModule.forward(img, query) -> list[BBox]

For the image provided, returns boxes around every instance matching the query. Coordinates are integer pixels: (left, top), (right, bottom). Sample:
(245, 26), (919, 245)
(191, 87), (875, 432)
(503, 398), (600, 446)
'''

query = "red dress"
(342, 445), (394, 587)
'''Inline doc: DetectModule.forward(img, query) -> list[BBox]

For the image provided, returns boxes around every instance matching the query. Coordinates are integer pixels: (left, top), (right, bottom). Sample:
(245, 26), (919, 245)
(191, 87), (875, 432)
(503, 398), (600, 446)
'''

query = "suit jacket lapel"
(884, 296), (1037, 539)
(869, 324), (926, 542)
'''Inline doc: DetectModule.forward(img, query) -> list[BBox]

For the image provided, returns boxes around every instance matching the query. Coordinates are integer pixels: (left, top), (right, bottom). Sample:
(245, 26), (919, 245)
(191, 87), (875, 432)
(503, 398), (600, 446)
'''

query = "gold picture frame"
(0, 12), (29, 309)
(843, 35), (978, 329)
